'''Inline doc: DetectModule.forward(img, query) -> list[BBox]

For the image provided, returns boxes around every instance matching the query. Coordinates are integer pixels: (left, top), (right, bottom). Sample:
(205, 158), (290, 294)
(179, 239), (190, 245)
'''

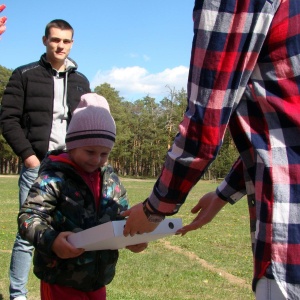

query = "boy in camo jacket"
(18, 93), (147, 300)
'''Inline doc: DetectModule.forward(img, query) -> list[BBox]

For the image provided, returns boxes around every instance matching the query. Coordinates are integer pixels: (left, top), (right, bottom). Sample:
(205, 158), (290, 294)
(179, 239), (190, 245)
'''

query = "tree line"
(0, 65), (238, 179)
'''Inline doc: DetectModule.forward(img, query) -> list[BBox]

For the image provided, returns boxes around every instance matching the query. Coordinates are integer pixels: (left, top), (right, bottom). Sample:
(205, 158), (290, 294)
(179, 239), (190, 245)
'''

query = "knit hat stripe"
(66, 132), (116, 143)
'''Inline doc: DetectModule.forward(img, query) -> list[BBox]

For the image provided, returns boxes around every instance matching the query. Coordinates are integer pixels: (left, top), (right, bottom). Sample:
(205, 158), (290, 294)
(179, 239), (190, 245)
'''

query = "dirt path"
(160, 240), (252, 290)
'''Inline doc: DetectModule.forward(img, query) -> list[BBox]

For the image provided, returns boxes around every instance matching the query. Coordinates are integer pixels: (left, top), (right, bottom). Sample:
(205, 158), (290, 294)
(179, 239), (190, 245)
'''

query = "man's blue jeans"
(9, 165), (39, 300)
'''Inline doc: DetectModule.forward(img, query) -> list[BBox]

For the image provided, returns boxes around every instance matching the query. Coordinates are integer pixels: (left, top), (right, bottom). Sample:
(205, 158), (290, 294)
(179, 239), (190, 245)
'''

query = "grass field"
(0, 176), (255, 300)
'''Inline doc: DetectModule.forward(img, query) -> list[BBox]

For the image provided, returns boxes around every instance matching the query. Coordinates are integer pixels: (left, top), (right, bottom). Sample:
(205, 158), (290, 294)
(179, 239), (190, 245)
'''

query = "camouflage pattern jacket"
(18, 150), (129, 292)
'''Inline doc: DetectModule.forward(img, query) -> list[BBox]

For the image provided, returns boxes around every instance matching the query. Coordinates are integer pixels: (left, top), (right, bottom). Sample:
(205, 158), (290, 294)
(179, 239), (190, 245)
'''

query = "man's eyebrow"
(50, 37), (73, 42)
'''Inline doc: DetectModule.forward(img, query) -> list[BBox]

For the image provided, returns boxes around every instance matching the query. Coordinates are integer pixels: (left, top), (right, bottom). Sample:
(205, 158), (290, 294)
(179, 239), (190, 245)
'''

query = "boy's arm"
(102, 165), (129, 217)
(18, 174), (62, 256)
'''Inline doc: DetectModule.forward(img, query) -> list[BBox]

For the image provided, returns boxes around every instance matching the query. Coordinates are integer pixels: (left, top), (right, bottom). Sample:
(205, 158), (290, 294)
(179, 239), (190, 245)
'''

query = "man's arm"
(216, 157), (247, 204)
(123, 157), (247, 237)
(0, 68), (36, 161)
(123, 0), (279, 235)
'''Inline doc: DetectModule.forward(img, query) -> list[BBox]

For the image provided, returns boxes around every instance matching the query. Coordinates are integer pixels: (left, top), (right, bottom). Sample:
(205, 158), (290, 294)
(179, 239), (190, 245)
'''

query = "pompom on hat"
(66, 93), (116, 150)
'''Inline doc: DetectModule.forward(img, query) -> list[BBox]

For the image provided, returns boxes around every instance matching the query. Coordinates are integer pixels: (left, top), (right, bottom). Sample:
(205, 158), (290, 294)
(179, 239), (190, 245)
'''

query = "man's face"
(42, 27), (73, 67)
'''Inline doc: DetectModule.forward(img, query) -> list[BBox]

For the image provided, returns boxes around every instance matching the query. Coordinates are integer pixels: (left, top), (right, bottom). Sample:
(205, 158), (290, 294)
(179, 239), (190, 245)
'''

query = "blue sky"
(1, 1), (194, 101)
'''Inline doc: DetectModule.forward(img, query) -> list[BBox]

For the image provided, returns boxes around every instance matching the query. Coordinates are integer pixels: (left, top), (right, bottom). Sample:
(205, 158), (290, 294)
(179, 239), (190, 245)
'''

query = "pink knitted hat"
(66, 93), (116, 150)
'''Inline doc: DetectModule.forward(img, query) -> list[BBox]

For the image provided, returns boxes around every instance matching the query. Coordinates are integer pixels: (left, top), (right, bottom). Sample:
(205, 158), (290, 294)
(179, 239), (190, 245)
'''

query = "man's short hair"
(44, 19), (74, 38)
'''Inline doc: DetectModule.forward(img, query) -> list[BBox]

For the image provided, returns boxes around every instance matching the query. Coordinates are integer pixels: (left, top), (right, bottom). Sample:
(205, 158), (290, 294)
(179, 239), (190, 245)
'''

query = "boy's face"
(69, 145), (111, 173)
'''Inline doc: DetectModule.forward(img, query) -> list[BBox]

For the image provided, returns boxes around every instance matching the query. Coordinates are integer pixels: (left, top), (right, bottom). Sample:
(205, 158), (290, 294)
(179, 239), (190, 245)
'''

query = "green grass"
(0, 176), (254, 300)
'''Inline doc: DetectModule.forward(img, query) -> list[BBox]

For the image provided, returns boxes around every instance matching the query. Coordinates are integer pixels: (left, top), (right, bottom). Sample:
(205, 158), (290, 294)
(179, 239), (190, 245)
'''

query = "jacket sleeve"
(146, 1), (278, 214)
(100, 165), (129, 222)
(0, 68), (36, 160)
(216, 157), (247, 204)
(18, 173), (61, 256)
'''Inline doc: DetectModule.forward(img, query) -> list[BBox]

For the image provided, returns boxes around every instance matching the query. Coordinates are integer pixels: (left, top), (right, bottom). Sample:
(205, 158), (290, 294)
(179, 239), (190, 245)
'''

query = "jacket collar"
(39, 53), (78, 74)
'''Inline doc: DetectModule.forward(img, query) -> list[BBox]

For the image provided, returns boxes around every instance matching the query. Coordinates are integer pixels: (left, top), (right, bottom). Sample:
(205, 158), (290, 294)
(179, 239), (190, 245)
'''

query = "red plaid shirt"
(147, 1), (300, 298)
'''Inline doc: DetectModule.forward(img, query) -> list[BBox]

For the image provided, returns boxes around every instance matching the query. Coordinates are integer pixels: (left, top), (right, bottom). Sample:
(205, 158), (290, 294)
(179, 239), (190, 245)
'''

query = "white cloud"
(90, 65), (188, 100)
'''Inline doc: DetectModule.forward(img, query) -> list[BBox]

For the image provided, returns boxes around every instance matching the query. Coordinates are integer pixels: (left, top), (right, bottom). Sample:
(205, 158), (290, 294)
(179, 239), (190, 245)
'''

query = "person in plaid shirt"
(123, 0), (300, 299)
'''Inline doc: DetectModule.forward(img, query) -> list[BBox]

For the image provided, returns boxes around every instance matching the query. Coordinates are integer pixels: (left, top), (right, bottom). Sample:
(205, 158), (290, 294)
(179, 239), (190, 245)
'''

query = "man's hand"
(24, 155), (40, 169)
(122, 203), (159, 237)
(176, 191), (227, 236)
(52, 232), (85, 259)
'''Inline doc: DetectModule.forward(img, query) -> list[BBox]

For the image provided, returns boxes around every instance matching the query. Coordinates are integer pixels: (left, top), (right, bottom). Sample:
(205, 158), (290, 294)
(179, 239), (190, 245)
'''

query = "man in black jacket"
(0, 19), (90, 300)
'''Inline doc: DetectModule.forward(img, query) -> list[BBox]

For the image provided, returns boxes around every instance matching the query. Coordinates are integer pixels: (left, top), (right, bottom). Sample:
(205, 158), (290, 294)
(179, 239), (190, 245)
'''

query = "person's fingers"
(0, 16), (6, 36)
(0, 16), (7, 24)
(0, 24), (6, 35)
(190, 201), (203, 214)
(176, 222), (201, 236)
(0, 4), (6, 13)
(120, 208), (131, 218)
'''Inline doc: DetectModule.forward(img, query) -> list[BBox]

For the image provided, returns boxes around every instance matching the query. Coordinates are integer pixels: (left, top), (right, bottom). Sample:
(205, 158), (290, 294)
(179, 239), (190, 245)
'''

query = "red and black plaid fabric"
(148, 1), (300, 298)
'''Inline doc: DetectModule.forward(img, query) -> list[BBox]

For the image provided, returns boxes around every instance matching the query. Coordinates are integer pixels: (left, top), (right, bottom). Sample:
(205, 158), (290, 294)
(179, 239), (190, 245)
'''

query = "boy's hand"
(52, 231), (85, 259)
(126, 242), (148, 253)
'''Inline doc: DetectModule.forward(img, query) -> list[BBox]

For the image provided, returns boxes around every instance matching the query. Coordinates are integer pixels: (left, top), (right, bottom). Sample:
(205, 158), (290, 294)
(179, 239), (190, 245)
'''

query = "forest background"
(0, 65), (238, 178)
